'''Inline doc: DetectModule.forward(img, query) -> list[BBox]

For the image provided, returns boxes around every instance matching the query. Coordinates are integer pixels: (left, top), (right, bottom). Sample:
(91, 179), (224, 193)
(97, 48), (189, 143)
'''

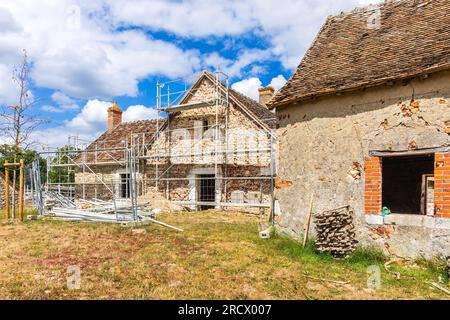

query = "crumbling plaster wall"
(275, 70), (450, 258)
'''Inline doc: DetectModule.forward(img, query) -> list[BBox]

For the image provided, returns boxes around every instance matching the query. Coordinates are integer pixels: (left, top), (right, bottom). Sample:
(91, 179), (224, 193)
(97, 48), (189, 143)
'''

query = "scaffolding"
(29, 70), (277, 223)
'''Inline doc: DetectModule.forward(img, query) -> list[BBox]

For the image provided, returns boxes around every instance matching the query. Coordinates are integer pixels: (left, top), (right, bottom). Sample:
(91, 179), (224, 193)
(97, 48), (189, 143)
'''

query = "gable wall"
(147, 77), (272, 167)
(275, 69), (450, 258)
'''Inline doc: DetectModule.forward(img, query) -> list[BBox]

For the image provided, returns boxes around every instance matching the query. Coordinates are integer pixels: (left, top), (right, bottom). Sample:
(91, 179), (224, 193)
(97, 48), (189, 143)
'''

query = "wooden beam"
(18, 159), (24, 222)
(303, 192), (315, 248)
(5, 160), (9, 219)
(4, 162), (21, 167)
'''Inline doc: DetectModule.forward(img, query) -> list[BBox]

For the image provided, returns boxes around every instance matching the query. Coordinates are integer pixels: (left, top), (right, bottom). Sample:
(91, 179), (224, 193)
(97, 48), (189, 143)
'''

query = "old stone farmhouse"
(74, 70), (277, 211)
(269, 0), (450, 258)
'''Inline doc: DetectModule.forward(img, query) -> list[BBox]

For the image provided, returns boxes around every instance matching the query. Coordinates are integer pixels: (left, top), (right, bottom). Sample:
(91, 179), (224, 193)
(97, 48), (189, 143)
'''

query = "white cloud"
(231, 78), (262, 101)
(123, 105), (157, 122)
(232, 74), (288, 101)
(40, 105), (61, 113)
(65, 99), (110, 131)
(0, 1), (201, 102)
(33, 99), (158, 148)
(41, 91), (79, 113)
(51, 92), (76, 106)
(204, 49), (272, 78)
(108, 0), (256, 38)
(269, 75), (287, 91)
(0, 64), (17, 105)
(0, 7), (22, 34)
(108, 0), (385, 69)
(0, 0), (387, 106)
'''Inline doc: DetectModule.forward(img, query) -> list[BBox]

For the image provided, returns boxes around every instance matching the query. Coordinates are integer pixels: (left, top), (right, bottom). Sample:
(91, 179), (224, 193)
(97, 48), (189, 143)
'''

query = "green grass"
(0, 207), (38, 222)
(0, 211), (448, 300)
(261, 233), (386, 266)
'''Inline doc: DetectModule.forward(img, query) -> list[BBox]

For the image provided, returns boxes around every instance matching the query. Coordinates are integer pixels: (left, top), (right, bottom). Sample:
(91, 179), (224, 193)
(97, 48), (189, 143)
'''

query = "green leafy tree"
(48, 145), (79, 184)
(0, 144), (46, 183)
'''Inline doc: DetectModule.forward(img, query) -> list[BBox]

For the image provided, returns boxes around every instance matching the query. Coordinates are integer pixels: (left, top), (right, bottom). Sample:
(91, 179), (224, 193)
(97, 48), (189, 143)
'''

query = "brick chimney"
(258, 86), (275, 107)
(107, 102), (122, 131)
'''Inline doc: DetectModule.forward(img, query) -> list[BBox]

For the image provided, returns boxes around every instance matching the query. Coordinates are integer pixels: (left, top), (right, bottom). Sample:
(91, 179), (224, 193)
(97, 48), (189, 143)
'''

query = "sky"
(0, 0), (381, 150)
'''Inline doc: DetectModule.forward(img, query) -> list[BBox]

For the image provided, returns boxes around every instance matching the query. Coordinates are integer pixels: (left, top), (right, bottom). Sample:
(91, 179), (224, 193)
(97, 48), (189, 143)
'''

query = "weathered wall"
(147, 78), (272, 167)
(275, 69), (450, 258)
(143, 164), (271, 208)
(74, 77), (273, 211)
(75, 165), (139, 200)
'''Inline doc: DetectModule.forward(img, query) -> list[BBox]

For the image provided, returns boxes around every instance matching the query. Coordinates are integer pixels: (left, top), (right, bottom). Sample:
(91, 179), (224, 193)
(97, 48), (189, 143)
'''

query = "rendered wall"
(275, 70), (450, 258)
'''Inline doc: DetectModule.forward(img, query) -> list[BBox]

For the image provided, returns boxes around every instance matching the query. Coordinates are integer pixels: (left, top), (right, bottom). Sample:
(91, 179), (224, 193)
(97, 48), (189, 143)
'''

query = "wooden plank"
(5, 160), (9, 219)
(18, 159), (24, 221)
(303, 193), (315, 248)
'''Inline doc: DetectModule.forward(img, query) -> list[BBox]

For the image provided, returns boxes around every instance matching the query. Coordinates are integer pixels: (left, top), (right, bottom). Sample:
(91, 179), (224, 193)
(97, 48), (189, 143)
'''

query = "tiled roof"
(269, 0), (450, 108)
(81, 119), (159, 163)
(202, 71), (278, 130)
(228, 85), (278, 129)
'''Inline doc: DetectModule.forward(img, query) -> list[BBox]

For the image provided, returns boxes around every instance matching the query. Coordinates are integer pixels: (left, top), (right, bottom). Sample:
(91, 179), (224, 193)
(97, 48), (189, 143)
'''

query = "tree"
(0, 50), (48, 149)
(48, 145), (78, 184)
(0, 144), (46, 183)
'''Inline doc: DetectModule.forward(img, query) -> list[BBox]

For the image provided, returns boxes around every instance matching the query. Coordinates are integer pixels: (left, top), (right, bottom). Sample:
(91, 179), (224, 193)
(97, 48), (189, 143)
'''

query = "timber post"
(5, 160), (10, 219)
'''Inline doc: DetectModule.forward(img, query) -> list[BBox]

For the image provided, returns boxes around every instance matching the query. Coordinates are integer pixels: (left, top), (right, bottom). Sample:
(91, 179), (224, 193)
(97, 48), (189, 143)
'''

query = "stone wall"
(73, 77), (274, 211)
(74, 164), (132, 200)
(143, 164), (271, 207)
(275, 69), (450, 258)
(146, 77), (273, 167)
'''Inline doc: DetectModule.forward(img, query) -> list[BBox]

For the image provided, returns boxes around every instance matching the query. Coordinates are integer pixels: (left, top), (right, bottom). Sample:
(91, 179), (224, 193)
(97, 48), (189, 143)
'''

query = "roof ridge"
(330, 0), (413, 20)
(269, 0), (450, 108)
(117, 118), (158, 126)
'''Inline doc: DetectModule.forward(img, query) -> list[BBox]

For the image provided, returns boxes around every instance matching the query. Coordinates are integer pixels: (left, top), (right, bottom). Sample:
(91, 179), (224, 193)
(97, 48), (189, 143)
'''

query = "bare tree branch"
(0, 49), (48, 149)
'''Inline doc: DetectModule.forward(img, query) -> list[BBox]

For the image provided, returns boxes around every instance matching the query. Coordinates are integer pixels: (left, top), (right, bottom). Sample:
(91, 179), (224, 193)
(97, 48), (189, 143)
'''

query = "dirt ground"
(0, 211), (448, 300)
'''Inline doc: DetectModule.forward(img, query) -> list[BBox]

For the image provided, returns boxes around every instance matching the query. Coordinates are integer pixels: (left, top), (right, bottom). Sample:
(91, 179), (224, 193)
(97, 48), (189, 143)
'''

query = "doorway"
(120, 173), (130, 198)
(198, 174), (215, 210)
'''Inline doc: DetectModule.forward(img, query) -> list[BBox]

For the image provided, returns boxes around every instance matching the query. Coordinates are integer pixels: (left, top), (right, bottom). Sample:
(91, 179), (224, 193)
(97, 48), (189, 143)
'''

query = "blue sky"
(0, 0), (379, 149)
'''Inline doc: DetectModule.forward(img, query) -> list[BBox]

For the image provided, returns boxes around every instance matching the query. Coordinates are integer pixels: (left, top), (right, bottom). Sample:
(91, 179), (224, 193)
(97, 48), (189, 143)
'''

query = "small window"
(203, 119), (209, 132)
(231, 191), (244, 204)
(382, 154), (434, 214)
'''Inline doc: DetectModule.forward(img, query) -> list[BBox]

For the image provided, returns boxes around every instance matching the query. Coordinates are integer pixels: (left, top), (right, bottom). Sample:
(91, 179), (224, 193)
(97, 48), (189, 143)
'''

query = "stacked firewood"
(314, 206), (358, 258)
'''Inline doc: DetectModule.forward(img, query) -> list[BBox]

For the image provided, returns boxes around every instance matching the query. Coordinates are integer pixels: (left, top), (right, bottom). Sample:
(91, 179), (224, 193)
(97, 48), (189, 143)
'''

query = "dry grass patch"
(0, 211), (448, 300)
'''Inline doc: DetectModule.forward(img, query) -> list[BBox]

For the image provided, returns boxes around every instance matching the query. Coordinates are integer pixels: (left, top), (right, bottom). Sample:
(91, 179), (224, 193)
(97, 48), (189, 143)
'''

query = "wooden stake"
(5, 160), (9, 219)
(12, 170), (16, 219)
(302, 192), (315, 248)
(19, 159), (24, 222)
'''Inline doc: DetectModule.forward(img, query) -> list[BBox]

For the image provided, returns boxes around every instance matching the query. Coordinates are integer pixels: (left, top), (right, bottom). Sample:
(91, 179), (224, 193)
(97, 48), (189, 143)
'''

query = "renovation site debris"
(11, 70), (277, 233)
(24, 152), (183, 231)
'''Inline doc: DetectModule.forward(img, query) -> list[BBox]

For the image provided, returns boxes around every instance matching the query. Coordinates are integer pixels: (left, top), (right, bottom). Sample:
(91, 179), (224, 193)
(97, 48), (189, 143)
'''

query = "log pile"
(314, 206), (358, 258)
